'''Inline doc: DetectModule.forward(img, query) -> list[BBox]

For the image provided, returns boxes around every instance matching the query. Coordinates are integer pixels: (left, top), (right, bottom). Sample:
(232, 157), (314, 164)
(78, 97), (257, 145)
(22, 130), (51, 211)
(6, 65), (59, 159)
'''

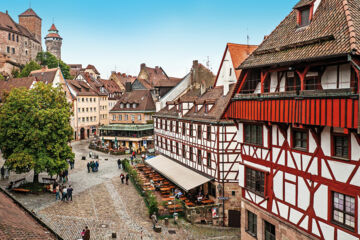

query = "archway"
(80, 128), (85, 140)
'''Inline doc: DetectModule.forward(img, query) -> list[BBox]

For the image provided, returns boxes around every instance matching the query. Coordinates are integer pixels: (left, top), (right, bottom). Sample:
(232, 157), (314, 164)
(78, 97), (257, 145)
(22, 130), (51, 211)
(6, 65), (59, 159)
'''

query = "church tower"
(45, 24), (62, 59)
(19, 8), (42, 43)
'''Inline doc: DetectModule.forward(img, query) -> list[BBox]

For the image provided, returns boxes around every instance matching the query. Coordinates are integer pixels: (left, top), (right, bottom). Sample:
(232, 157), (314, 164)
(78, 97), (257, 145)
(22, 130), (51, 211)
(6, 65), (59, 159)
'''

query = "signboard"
(217, 197), (229, 201)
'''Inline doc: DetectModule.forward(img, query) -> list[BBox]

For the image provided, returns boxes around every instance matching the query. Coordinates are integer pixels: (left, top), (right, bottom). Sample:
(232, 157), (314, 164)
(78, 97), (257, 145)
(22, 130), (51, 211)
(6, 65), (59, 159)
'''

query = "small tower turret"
(45, 24), (62, 59)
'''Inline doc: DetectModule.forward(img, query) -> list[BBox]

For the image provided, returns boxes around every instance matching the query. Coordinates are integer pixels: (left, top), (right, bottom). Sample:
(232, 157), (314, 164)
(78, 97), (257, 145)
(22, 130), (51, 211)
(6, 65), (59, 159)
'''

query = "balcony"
(224, 88), (359, 130)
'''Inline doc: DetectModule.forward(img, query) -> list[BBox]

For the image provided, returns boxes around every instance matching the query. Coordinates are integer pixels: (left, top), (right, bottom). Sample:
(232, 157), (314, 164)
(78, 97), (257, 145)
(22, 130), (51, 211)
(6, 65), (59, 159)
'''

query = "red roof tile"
(111, 90), (156, 112)
(18, 8), (41, 19)
(49, 24), (58, 31)
(30, 68), (58, 85)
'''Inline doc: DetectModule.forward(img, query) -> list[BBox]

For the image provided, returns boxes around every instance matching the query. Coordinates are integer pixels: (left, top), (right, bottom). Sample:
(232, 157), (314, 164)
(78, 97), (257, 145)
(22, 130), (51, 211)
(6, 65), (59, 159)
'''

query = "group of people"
(80, 226), (90, 240)
(120, 173), (129, 185)
(55, 183), (73, 202)
(58, 169), (69, 183)
(87, 160), (99, 173)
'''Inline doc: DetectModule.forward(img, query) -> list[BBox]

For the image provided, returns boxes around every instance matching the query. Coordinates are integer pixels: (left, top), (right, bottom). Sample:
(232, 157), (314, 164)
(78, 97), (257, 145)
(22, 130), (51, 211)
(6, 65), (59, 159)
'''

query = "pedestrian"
(70, 159), (75, 169)
(55, 184), (60, 200)
(81, 229), (85, 238)
(67, 185), (73, 201)
(87, 162), (90, 173)
(0, 166), (4, 180)
(64, 169), (68, 182)
(151, 212), (157, 229)
(126, 173), (129, 185)
(130, 156), (133, 165)
(62, 186), (68, 201)
(120, 173), (124, 184)
(83, 226), (90, 240)
(117, 159), (121, 169)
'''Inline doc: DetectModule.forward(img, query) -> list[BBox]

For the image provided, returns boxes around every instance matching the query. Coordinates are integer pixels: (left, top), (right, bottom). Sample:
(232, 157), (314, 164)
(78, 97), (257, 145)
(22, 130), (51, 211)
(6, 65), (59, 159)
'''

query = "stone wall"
(241, 200), (316, 240)
(18, 15), (42, 43)
(45, 39), (62, 60)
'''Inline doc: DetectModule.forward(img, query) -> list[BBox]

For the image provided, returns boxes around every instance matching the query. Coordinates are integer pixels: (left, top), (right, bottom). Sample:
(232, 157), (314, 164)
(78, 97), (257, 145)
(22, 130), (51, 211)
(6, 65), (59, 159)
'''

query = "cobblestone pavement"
(0, 140), (241, 240)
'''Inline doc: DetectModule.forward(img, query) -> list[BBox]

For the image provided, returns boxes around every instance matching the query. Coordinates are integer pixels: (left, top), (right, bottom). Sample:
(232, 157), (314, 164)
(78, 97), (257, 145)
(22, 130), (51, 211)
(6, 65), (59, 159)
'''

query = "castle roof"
(239, 0), (360, 69)
(45, 32), (62, 39)
(0, 11), (40, 43)
(49, 24), (58, 31)
(18, 8), (41, 20)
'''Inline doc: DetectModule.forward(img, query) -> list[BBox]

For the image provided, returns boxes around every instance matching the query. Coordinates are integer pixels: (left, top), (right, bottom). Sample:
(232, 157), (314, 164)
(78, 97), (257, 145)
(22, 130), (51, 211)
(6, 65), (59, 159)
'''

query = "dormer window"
(120, 103), (124, 108)
(298, 6), (311, 27)
(126, 103), (130, 108)
(132, 103), (137, 108)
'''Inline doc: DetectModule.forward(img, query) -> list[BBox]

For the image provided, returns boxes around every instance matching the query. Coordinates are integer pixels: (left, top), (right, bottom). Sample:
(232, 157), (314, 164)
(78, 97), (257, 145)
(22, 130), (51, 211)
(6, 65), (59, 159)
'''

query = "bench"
(12, 188), (30, 193)
(13, 178), (26, 188)
(42, 177), (56, 184)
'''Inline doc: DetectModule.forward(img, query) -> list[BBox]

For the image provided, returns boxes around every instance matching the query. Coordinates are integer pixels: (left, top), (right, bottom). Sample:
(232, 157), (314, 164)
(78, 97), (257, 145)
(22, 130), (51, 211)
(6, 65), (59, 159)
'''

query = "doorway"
(80, 128), (85, 140)
(228, 210), (241, 228)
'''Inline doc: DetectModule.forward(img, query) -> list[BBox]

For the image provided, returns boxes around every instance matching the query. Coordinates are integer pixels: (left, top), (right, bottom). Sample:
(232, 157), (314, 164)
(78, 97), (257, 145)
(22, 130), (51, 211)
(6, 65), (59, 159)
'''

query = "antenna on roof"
(246, 28), (250, 46)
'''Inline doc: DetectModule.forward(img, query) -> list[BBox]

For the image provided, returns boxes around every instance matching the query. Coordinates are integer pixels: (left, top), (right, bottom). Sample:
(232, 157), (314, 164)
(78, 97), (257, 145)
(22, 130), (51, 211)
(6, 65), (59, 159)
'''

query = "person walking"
(55, 184), (60, 200)
(62, 186), (68, 201)
(120, 173), (125, 184)
(83, 226), (90, 240)
(87, 162), (90, 173)
(117, 159), (121, 169)
(0, 166), (4, 180)
(125, 173), (129, 185)
(67, 185), (73, 201)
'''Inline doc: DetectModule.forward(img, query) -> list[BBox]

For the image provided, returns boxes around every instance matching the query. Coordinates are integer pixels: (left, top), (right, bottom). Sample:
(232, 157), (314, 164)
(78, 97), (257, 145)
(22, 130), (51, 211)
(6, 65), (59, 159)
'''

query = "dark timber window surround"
(175, 121), (179, 133)
(197, 124), (202, 138)
(189, 147), (193, 161)
(197, 149), (202, 165)
(246, 211), (257, 237)
(182, 122), (186, 135)
(244, 124), (263, 146)
(175, 142), (179, 155)
(207, 125), (211, 140)
(292, 128), (308, 151)
(206, 152), (211, 167)
(189, 124), (193, 137)
(332, 133), (349, 159)
(182, 144), (186, 158)
(264, 221), (276, 240)
(332, 191), (356, 230)
(245, 167), (265, 196)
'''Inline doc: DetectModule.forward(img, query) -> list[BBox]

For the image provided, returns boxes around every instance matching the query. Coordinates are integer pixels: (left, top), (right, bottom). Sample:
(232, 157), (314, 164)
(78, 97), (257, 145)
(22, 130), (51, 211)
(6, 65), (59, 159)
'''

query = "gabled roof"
(0, 77), (36, 98)
(214, 43), (257, 85)
(111, 90), (156, 112)
(99, 79), (122, 94)
(66, 80), (98, 96)
(18, 8), (41, 19)
(138, 64), (181, 89)
(293, 0), (314, 9)
(111, 72), (137, 86)
(49, 24), (58, 31)
(0, 12), (40, 43)
(239, 0), (360, 69)
(85, 64), (100, 75)
(30, 68), (58, 85)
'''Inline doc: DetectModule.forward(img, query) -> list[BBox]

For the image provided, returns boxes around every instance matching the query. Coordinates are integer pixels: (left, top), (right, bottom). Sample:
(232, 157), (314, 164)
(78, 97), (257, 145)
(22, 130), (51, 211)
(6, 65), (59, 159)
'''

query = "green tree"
(0, 74), (4, 81)
(19, 60), (41, 77)
(11, 68), (20, 78)
(0, 82), (74, 182)
(36, 52), (71, 79)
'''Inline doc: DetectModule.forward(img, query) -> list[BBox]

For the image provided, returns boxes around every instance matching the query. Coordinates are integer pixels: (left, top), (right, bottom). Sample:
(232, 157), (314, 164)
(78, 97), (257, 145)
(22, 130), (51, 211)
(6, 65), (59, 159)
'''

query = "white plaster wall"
(298, 177), (310, 210)
(351, 133), (360, 161)
(337, 229), (358, 240)
(215, 49), (237, 87)
(339, 64), (351, 88)
(273, 171), (283, 200)
(289, 208), (303, 225)
(313, 0), (322, 13)
(277, 201), (289, 219)
(243, 160), (270, 172)
(313, 185), (328, 220)
(321, 127), (331, 156)
(327, 160), (355, 183)
(269, 72), (277, 92)
(309, 130), (317, 153)
(319, 222), (334, 240)
(285, 182), (296, 205)
(263, 126), (268, 148)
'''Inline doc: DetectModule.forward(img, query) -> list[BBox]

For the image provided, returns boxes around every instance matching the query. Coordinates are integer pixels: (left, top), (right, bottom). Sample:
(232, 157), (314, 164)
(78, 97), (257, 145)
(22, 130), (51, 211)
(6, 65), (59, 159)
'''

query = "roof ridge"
(342, 0), (359, 54)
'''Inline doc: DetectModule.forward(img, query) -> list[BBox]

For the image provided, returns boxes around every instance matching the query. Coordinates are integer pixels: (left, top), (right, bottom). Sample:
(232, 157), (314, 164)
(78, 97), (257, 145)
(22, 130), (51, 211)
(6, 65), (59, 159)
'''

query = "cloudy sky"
(3, 0), (299, 78)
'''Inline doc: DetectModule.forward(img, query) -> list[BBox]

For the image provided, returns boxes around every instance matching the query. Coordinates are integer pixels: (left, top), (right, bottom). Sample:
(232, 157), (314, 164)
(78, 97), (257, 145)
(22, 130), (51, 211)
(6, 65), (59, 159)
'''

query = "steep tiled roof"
(0, 12), (40, 43)
(85, 64), (100, 75)
(99, 79), (122, 94)
(293, 0), (315, 9)
(45, 33), (62, 39)
(0, 191), (56, 239)
(156, 84), (235, 122)
(111, 90), (156, 112)
(49, 24), (58, 31)
(113, 72), (137, 86)
(240, 0), (360, 69)
(18, 8), (41, 19)
(66, 80), (98, 96)
(0, 77), (36, 99)
(138, 65), (181, 89)
(30, 68), (58, 85)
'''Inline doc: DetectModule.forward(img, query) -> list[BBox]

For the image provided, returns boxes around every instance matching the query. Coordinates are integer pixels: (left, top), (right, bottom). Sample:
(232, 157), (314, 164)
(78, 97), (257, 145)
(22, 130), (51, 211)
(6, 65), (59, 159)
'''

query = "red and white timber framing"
(154, 116), (240, 183)
(224, 61), (360, 240)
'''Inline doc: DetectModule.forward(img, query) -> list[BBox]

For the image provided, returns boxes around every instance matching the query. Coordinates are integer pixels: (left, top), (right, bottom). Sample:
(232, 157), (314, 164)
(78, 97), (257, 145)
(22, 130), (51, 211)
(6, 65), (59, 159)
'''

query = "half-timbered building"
(223, 0), (360, 239)
(153, 43), (256, 227)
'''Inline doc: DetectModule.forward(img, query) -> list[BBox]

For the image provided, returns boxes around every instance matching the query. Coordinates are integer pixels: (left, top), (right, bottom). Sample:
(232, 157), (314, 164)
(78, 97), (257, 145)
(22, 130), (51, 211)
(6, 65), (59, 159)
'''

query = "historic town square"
(0, 0), (359, 239)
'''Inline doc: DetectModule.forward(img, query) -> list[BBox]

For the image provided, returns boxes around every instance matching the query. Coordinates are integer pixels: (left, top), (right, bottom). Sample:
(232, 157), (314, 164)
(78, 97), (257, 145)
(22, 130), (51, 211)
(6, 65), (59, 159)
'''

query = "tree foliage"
(0, 82), (74, 182)
(36, 52), (71, 79)
(19, 60), (41, 77)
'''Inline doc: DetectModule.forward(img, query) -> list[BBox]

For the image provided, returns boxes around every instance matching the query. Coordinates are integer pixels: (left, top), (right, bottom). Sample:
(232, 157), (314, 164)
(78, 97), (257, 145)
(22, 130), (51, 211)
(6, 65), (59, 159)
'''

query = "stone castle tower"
(18, 8), (42, 43)
(45, 24), (62, 59)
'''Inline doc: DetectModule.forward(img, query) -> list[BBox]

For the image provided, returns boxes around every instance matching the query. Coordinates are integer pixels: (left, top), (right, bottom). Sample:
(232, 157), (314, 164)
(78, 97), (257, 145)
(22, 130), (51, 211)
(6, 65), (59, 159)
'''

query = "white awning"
(145, 155), (213, 192)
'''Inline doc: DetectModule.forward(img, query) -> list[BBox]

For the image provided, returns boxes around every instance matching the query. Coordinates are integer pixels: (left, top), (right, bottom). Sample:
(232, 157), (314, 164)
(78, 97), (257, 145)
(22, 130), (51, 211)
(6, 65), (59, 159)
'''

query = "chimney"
(6, 10), (8, 15)
(193, 60), (198, 68)
(125, 82), (132, 92)
(141, 63), (146, 70)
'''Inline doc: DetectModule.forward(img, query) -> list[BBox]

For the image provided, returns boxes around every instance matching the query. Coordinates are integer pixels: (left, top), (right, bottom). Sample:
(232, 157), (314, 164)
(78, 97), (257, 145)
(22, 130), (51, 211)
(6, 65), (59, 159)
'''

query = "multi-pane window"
(207, 152), (211, 167)
(244, 124), (263, 145)
(264, 221), (275, 240)
(175, 121), (179, 133)
(197, 149), (202, 165)
(246, 211), (257, 237)
(164, 139), (168, 150)
(333, 192), (355, 230)
(182, 122), (186, 135)
(333, 135), (349, 159)
(299, 7), (310, 27)
(189, 124), (193, 137)
(170, 141), (173, 153)
(175, 142), (179, 155)
(6, 46), (10, 53)
(112, 115), (116, 121)
(197, 124), (202, 138)
(182, 145), (186, 158)
(169, 121), (173, 132)
(189, 147), (193, 161)
(207, 125), (211, 140)
(160, 119), (163, 129)
(245, 167), (265, 196)
(293, 129), (307, 150)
